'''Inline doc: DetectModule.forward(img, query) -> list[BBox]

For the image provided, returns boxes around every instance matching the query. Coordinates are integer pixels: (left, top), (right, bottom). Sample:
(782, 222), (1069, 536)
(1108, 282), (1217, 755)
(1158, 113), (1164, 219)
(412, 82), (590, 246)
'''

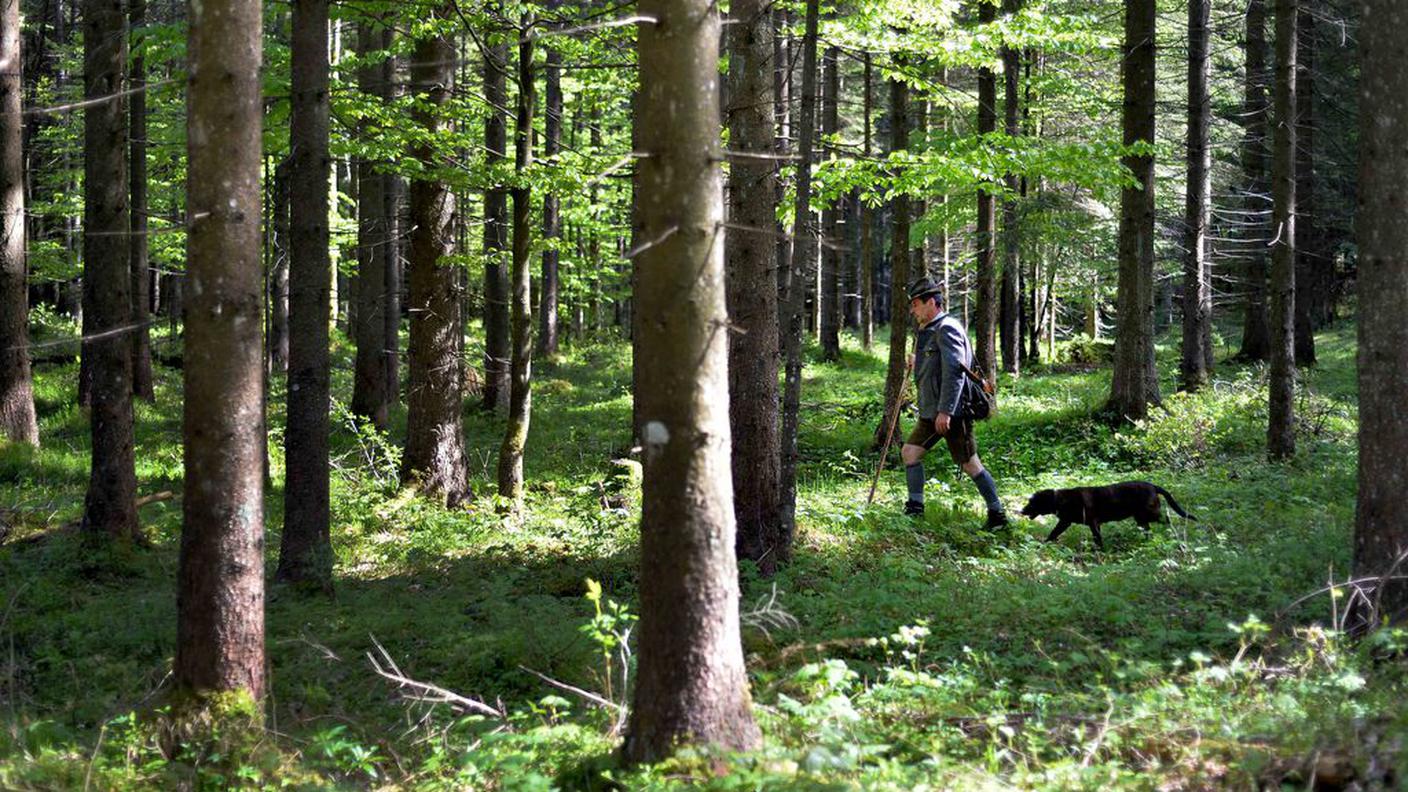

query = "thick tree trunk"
(623, 0), (760, 762)
(128, 0), (153, 401)
(875, 76), (909, 449)
(277, 0), (333, 590)
(351, 21), (388, 430)
(818, 47), (840, 362)
(1238, 0), (1272, 361)
(79, 0), (138, 542)
(975, 0), (998, 379)
(177, 0), (266, 702)
(1107, 0), (1160, 421)
(1000, 2), (1021, 377)
(402, 8), (467, 503)
(1353, 0), (1408, 629)
(1293, 3), (1317, 366)
(1181, 0), (1213, 391)
(497, 25), (534, 506)
(778, 0), (818, 552)
(481, 25), (510, 412)
(0, 0), (38, 446)
(536, 45), (561, 358)
(725, 0), (782, 572)
(1267, 0), (1297, 460)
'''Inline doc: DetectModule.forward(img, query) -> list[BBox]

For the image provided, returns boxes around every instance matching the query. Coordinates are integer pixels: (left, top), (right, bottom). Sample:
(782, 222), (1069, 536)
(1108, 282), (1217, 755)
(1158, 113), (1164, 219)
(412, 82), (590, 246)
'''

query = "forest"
(1, 0), (1407, 788)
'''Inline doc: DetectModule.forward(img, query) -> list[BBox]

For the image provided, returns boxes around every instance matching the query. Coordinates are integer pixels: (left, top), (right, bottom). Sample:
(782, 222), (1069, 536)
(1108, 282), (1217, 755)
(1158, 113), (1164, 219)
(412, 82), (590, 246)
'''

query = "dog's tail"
(1153, 485), (1196, 521)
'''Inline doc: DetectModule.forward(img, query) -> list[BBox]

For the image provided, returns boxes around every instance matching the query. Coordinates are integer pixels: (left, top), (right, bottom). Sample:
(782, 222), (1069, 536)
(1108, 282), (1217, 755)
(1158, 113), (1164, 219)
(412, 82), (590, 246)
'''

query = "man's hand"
(906, 354), (915, 372)
(934, 412), (951, 435)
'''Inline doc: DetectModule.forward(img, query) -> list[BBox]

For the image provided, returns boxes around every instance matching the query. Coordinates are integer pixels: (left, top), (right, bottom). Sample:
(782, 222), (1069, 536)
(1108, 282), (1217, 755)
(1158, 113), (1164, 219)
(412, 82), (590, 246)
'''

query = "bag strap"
(938, 313), (991, 393)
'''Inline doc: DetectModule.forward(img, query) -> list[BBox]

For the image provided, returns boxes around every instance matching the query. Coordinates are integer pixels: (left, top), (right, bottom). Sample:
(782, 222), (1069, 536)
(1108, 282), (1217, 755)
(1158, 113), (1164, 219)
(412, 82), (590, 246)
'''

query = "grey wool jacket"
(913, 313), (972, 420)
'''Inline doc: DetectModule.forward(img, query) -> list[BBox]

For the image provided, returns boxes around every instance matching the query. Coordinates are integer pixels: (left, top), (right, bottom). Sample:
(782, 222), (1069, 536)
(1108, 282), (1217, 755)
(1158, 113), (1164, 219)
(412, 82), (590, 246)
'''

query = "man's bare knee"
(961, 455), (984, 477)
(901, 444), (925, 466)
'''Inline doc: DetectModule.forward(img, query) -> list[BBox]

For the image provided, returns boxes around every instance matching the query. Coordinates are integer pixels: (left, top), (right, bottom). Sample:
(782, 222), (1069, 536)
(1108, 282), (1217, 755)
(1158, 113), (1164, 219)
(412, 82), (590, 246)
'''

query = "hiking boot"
(904, 500), (925, 517)
(984, 510), (1009, 530)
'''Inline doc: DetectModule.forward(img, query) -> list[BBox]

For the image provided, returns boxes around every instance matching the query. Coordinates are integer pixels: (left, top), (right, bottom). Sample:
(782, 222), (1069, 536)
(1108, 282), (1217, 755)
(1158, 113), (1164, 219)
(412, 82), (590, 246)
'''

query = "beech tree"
(0, 0), (38, 446)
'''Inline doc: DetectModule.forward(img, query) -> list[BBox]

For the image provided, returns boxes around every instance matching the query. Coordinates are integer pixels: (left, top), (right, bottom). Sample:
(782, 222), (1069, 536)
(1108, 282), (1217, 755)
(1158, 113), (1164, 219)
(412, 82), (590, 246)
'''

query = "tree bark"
(351, 20), (388, 431)
(277, 0), (333, 589)
(403, 7), (467, 503)
(1267, 0), (1297, 460)
(481, 21), (510, 412)
(725, 0), (782, 571)
(497, 22), (534, 507)
(1000, 0), (1021, 377)
(778, 0), (819, 552)
(1293, 2), (1317, 366)
(975, 0), (998, 379)
(859, 53), (873, 351)
(1181, 0), (1213, 392)
(1238, 0), (1272, 361)
(269, 160), (290, 373)
(128, 0), (153, 401)
(1353, 0), (1408, 629)
(1107, 0), (1160, 421)
(623, 0), (760, 762)
(875, 76), (909, 449)
(536, 44), (561, 358)
(79, 0), (138, 542)
(382, 29), (401, 406)
(818, 46), (840, 362)
(0, 0), (38, 446)
(177, 0), (266, 701)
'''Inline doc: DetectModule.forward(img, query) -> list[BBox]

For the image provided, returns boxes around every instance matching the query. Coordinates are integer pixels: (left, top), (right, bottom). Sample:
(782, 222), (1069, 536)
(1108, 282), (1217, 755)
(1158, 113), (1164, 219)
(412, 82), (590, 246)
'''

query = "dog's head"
(1021, 489), (1058, 517)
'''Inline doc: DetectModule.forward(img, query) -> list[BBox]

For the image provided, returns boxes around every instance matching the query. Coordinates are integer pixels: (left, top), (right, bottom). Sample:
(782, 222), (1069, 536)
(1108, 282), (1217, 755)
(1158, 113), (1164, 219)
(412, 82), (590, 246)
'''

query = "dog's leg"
(1090, 521), (1104, 550)
(1046, 519), (1072, 543)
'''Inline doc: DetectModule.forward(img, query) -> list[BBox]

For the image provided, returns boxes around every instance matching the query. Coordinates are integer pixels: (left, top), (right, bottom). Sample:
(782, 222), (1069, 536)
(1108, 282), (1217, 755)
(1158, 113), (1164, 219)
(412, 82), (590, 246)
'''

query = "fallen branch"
(367, 635), (504, 719)
(518, 665), (622, 712)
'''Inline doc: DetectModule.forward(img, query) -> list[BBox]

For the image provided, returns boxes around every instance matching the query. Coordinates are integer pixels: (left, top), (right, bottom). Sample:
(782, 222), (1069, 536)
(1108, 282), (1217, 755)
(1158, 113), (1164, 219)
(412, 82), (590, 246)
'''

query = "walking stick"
(867, 377), (911, 505)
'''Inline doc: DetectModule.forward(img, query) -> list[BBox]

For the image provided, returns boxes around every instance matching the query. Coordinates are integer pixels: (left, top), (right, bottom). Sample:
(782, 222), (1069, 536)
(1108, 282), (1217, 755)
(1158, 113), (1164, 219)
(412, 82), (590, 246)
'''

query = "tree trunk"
(818, 47), (840, 362)
(875, 76), (909, 449)
(481, 23), (510, 413)
(277, 0), (333, 590)
(1237, 0), (1272, 361)
(79, 0), (138, 542)
(975, 0), (998, 379)
(778, 0), (819, 552)
(269, 160), (290, 373)
(536, 44), (561, 358)
(1353, 0), (1408, 629)
(351, 21), (388, 431)
(0, 0), (38, 446)
(128, 0), (153, 401)
(1107, 0), (1160, 421)
(623, 0), (760, 762)
(1181, 0), (1213, 391)
(403, 7), (467, 503)
(1293, 2), (1317, 367)
(1267, 0), (1297, 460)
(725, 0), (782, 572)
(177, 0), (266, 702)
(382, 30), (401, 405)
(1000, 0), (1021, 377)
(859, 54), (873, 351)
(497, 22), (534, 507)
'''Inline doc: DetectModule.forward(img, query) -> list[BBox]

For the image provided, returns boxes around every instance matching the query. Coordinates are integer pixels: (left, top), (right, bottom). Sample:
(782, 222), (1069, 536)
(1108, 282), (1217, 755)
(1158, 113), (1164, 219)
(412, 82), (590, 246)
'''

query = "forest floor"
(1, 316), (1405, 790)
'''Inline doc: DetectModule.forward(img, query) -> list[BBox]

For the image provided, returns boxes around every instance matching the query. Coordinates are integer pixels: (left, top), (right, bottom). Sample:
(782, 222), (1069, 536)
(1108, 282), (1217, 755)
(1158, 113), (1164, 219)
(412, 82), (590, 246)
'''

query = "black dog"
(1020, 481), (1195, 550)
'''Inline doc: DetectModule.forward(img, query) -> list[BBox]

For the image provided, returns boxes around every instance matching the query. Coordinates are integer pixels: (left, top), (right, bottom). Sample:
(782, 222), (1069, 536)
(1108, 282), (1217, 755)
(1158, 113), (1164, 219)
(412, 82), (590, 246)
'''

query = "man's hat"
(907, 276), (942, 302)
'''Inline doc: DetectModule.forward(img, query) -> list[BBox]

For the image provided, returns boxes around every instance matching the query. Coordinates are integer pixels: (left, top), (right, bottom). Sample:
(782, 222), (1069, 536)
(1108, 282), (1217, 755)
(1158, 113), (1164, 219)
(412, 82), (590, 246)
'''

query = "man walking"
(901, 277), (1007, 527)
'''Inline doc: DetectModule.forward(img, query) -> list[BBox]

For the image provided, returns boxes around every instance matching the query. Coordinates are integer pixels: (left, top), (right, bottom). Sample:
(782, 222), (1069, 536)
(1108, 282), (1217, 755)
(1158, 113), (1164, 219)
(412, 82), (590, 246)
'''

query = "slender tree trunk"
(497, 22), (534, 506)
(1353, 0), (1408, 629)
(778, 0), (818, 551)
(1238, 0), (1272, 361)
(79, 0), (138, 542)
(0, 0), (38, 446)
(975, 0), (998, 379)
(382, 29), (400, 405)
(402, 6), (467, 503)
(1293, 2), (1317, 366)
(177, 0), (266, 702)
(1181, 0), (1213, 391)
(278, 0), (332, 589)
(818, 47), (840, 361)
(1267, 0), (1297, 460)
(1000, 0), (1021, 377)
(623, 0), (760, 762)
(481, 21), (510, 412)
(351, 21), (388, 430)
(875, 76), (909, 449)
(1107, 0), (1160, 421)
(269, 160), (290, 373)
(859, 54), (873, 351)
(537, 44), (561, 358)
(725, 0), (782, 572)
(128, 0), (153, 401)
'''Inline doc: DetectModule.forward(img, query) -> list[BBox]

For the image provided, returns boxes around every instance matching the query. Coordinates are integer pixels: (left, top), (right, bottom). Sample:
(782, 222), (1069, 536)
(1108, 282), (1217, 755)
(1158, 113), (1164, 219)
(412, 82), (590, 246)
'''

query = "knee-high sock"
(971, 469), (1002, 513)
(905, 463), (925, 503)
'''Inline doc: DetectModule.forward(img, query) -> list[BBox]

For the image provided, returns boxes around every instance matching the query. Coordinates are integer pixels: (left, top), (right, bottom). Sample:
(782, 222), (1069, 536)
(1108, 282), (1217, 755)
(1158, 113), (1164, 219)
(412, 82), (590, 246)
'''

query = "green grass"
(1, 319), (1404, 790)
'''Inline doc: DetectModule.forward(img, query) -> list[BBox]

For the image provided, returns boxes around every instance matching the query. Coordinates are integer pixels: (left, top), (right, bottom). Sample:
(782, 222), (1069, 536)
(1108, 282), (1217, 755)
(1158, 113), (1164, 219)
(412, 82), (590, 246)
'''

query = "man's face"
(909, 296), (938, 326)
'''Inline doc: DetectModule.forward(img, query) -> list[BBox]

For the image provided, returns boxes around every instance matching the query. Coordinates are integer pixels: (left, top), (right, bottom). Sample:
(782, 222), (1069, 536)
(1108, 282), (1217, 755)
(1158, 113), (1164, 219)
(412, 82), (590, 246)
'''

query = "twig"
(367, 635), (503, 718)
(518, 665), (622, 711)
